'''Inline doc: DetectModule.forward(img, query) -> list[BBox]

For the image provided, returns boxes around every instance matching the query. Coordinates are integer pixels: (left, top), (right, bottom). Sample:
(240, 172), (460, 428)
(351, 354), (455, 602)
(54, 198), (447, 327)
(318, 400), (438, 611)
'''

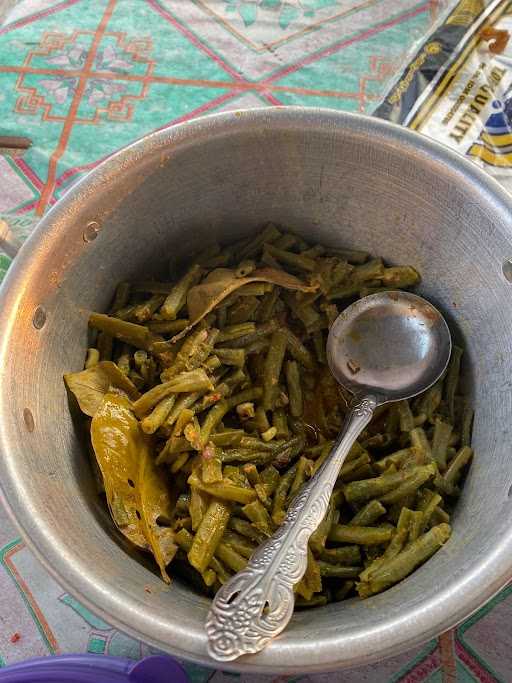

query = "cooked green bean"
(274, 233), (299, 251)
(416, 380), (443, 422)
(282, 328), (315, 369)
(432, 418), (453, 470)
(461, 401), (474, 447)
(161, 392), (202, 431)
(328, 525), (393, 546)
(215, 348), (246, 367)
(188, 470), (256, 504)
(444, 446), (473, 487)
(328, 247), (369, 264)
(310, 498), (337, 555)
(344, 469), (417, 504)
(147, 319), (189, 334)
(381, 266), (420, 288)
(295, 594), (329, 608)
(287, 456), (311, 502)
(85, 347), (100, 369)
(257, 287), (280, 322)
(318, 562), (361, 579)
(111, 281), (132, 311)
(133, 369), (213, 417)
(271, 408), (289, 440)
(320, 546), (361, 566)
(359, 524), (451, 596)
(133, 294), (166, 323)
(217, 322), (256, 343)
(227, 296), (259, 325)
(215, 542), (247, 572)
(161, 328), (218, 381)
(228, 517), (266, 544)
(333, 582), (355, 602)
(160, 264), (202, 320)
(417, 490), (442, 532)
(238, 223), (281, 259)
(313, 331), (326, 364)
(349, 500), (386, 526)
(210, 430), (244, 447)
(263, 330), (288, 410)
(285, 360), (303, 417)
(272, 434), (304, 469)
(226, 387), (263, 409)
(351, 258), (385, 283)
(410, 427), (433, 461)
(227, 319), (280, 349)
(238, 436), (276, 452)
(202, 446), (223, 484)
(174, 528), (217, 586)
(223, 367), (246, 390)
(71, 225), (474, 608)
(254, 406), (268, 435)
(272, 464), (296, 525)
(90, 313), (152, 350)
(310, 441), (333, 476)
(397, 400), (415, 432)
(296, 548), (322, 600)
(379, 464), (437, 505)
(116, 345), (131, 375)
(407, 510), (424, 543)
(263, 243), (316, 272)
(189, 486), (210, 531)
(220, 448), (271, 466)
(358, 528), (408, 587)
(444, 345), (463, 421)
(284, 293), (322, 330)
(140, 395), (176, 434)
(327, 283), (360, 301)
(188, 499), (231, 573)
(338, 452), (371, 482)
(257, 465), (280, 498)
(373, 447), (422, 473)
(259, 428), (275, 446)
(242, 499), (274, 536)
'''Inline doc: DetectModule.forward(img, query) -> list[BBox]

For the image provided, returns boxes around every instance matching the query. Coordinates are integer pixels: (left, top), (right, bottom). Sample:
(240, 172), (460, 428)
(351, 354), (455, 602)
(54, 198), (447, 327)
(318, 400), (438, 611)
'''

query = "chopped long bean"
(263, 330), (288, 410)
(328, 525), (393, 546)
(188, 499), (231, 573)
(71, 224), (473, 607)
(160, 264), (202, 320)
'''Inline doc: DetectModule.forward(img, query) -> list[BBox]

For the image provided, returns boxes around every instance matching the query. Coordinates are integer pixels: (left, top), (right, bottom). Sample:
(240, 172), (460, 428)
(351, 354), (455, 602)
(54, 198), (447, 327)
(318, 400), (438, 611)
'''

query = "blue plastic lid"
(0, 654), (188, 682)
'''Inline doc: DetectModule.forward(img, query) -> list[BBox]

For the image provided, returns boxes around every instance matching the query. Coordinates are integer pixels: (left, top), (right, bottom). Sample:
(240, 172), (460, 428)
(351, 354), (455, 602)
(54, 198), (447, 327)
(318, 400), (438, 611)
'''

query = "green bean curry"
(64, 224), (473, 606)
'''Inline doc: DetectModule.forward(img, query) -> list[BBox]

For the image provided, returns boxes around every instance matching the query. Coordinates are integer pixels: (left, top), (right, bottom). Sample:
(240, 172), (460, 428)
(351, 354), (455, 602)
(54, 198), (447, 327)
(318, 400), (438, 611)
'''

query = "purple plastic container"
(0, 654), (188, 682)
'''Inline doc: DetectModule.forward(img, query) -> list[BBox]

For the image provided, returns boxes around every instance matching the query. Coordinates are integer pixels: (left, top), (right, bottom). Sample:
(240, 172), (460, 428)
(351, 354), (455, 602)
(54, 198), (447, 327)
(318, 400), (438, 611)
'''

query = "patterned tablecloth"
(0, 1), (511, 681)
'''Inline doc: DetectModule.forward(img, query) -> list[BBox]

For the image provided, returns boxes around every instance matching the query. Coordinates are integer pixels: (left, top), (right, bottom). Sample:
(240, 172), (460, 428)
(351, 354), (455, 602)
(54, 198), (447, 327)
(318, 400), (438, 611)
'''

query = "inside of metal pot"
(3, 112), (512, 670)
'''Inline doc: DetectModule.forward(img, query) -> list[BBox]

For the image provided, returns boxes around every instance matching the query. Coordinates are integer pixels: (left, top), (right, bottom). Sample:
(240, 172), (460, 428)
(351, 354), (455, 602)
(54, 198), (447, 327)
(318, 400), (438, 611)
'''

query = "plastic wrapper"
(375, 0), (512, 192)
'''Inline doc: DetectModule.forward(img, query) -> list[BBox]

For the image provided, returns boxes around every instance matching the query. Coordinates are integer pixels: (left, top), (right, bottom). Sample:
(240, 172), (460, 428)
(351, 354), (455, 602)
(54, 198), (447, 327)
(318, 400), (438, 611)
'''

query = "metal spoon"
(206, 291), (452, 662)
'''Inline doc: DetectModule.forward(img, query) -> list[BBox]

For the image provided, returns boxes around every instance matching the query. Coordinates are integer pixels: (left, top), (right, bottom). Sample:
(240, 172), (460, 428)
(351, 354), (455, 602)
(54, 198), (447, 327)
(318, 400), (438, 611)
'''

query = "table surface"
(0, 1), (510, 681)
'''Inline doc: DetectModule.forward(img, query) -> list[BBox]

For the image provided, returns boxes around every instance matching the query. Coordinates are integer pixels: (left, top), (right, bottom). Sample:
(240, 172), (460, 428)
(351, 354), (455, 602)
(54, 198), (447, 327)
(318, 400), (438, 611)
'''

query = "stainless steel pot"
(1, 108), (512, 674)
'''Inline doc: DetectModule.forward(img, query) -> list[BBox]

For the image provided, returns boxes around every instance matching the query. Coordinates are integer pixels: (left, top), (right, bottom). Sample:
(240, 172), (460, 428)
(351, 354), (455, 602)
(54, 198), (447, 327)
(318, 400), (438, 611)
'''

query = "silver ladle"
(206, 291), (452, 661)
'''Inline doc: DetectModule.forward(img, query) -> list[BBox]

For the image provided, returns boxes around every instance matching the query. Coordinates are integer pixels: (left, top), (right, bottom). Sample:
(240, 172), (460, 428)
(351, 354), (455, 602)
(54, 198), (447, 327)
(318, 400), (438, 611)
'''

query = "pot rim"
(1, 106), (512, 674)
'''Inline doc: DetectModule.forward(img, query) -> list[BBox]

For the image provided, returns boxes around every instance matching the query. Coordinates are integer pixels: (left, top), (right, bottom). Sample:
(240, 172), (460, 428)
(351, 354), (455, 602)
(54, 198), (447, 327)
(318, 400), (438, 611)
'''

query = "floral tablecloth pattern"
(0, 1), (510, 681)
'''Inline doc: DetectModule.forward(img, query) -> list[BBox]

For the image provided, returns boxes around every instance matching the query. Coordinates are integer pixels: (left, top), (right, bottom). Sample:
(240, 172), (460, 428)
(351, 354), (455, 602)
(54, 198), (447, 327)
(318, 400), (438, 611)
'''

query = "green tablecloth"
(0, 1), (510, 681)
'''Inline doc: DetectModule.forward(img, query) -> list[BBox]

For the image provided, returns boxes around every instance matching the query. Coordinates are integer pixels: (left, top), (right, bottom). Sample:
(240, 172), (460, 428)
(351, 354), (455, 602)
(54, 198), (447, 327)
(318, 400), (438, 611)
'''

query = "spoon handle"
(206, 395), (377, 662)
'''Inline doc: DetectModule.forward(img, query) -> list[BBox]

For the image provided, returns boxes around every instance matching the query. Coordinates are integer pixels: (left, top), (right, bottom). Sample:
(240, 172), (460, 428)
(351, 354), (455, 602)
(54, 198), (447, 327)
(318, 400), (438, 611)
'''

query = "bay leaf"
(64, 361), (140, 417)
(91, 393), (176, 582)
(177, 267), (316, 340)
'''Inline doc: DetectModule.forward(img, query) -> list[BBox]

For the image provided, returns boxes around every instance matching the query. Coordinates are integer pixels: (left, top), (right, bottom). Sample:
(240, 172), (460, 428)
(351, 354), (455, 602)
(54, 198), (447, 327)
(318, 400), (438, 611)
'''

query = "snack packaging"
(375, 0), (512, 191)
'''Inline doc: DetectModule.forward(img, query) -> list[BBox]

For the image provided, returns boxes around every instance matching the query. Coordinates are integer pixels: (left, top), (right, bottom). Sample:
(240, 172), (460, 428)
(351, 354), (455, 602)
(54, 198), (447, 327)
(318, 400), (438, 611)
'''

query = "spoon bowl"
(327, 291), (452, 404)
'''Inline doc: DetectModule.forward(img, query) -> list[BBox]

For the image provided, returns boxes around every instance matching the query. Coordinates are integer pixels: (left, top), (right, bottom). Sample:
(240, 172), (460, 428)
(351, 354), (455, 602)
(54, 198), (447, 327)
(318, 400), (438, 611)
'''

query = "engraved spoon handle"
(206, 395), (377, 662)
